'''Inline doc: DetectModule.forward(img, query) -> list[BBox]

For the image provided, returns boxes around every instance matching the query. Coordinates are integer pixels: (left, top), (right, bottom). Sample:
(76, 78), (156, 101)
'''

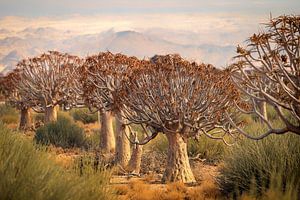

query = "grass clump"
(188, 136), (225, 163)
(35, 113), (86, 148)
(84, 129), (101, 150)
(0, 122), (114, 200)
(70, 108), (98, 124)
(217, 121), (300, 199)
(239, 173), (299, 200)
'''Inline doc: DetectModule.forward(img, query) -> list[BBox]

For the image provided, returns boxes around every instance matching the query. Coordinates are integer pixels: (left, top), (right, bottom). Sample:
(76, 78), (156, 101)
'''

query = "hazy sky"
(0, 0), (299, 17)
(0, 0), (299, 46)
(0, 0), (299, 69)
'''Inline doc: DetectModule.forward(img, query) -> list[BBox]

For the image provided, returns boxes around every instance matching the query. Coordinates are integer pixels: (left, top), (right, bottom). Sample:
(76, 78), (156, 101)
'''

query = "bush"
(34, 112), (44, 122)
(84, 129), (101, 150)
(71, 108), (98, 124)
(188, 136), (225, 163)
(0, 103), (18, 124)
(145, 133), (168, 154)
(239, 173), (299, 200)
(217, 121), (300, 198)
(0, 122), (114, 200)
(35, 114), (86, 148)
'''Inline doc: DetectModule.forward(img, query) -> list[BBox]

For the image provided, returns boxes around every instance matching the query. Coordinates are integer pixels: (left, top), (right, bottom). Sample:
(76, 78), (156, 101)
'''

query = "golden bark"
(162, 132), (196, 183)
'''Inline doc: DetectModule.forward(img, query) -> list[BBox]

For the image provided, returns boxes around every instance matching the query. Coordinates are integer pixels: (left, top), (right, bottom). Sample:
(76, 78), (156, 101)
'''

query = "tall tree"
(82, 52), (142, 168)
(228, 15), (300, 139)
(119, 54), (239, 183)
(15, 51), (82, 123)
(99, 109), (115, 153)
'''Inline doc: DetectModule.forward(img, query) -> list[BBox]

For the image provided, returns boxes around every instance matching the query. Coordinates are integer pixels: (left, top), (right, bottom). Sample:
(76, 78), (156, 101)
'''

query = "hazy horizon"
(0, 0), (299, 73)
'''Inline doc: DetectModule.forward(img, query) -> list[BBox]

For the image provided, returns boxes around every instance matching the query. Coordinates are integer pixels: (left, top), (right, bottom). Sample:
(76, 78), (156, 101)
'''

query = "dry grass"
(6, 123), (18, 130)
(143, 173), (157, 183)
(54, 153), (76, 168)
(113, 175), (222, 200)
(188, 178), (221, 200)
(164, 182), (187, 200)
(76, 121), (99, 136)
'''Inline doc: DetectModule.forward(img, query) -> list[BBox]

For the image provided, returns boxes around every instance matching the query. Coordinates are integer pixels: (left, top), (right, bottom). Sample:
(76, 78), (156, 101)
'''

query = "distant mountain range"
(0, 27), (236, 74)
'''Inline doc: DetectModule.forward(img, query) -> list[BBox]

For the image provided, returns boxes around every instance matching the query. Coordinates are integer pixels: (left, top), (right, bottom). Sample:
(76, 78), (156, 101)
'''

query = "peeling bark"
(115, 110), (131, 168)
(44, 106), (57, 123)
(19, 107), (33, 131)
(127, 144), (143, 174)
(99, 110), (116, 153)
(162, 132), (196, 183)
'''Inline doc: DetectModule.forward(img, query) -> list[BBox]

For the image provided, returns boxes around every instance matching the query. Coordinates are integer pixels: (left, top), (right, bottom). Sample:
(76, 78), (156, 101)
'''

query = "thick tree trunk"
(19, 107), (33, 131)
(115, 110), (131, 168)
(99, 110), (115, 153)
(162, 132), (196, 183)
(44, 106), (57, 123)
(127, 143), (143, 174)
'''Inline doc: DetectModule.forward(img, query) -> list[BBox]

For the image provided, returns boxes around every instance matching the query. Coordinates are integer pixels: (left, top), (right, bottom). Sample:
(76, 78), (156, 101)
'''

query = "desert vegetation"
(0, 15), (299, 200)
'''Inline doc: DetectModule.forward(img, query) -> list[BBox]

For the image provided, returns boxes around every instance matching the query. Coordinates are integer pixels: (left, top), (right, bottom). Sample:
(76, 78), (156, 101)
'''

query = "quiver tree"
(229, 15), (300, 139)
(119, 54), (240, 183)
(0, 70), (34, 130)
(82, 52), (142, 167)
(99, 109), (115, 153)
(15, 51), (82, 123)
(78, 54), (116, 153)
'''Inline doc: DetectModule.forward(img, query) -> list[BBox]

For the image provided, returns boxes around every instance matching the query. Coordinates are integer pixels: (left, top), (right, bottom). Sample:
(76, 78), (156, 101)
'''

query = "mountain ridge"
(0, 27), (236, 74)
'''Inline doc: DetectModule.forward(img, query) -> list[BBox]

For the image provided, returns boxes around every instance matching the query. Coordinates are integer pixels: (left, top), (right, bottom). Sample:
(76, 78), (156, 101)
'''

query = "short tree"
(119, 54), (239, 183)
(0, 70), (34, 130)
(228, 15), (300, 139)
(15, 51), (82, 123)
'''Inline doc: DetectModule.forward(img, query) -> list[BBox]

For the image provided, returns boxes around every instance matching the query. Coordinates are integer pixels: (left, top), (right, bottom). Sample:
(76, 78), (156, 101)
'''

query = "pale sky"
(0, 0), (299, 70)
(0, 0), (299, 17)
(0, 0), (299, 46)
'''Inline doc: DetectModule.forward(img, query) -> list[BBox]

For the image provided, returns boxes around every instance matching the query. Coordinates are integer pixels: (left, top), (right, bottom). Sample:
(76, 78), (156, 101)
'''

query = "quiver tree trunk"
(99, 110), (115, 153)
(258, 101), (268, 122)
(162, 132), (196, 183)
(19, 107), (33, 131)
(127, 143), (143, 174)
(44, 106), (57, 123)
(115, 110), (131, 169)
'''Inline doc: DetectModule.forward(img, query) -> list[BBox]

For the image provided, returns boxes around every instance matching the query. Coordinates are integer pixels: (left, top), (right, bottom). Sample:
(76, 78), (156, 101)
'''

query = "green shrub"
(0, 122), (115, 200)
(145, 133), (168, 154)
(0, 103), (18, 124)
(240, 172), (299, 200)
(217, 121), (300, 198)
(188, 136), (225, 163)
(71, 108), (98, 124)
(84, 129), (101, 150)
(34, 112), (44, 122)
(35, 114), (86, 148)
